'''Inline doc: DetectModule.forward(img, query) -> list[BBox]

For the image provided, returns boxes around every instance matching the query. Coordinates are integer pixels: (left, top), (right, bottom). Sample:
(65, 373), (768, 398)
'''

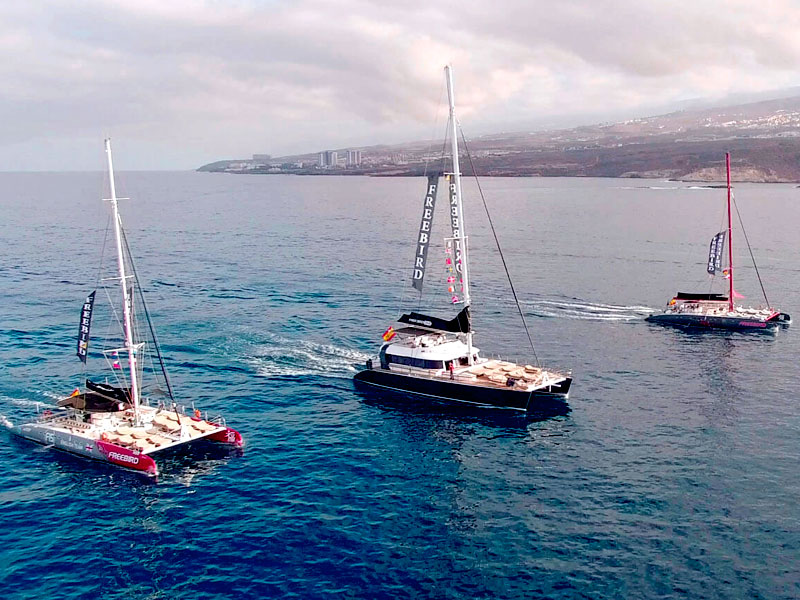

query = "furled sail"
(411, 174), (441, 291)
(445, 174), (465, 303)
(76, 291), (96, 363)
(707, 231), (726, 274)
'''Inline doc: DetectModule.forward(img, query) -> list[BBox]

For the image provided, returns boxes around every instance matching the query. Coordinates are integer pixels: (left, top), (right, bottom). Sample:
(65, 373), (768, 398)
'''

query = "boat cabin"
(379, 328), (480, 373)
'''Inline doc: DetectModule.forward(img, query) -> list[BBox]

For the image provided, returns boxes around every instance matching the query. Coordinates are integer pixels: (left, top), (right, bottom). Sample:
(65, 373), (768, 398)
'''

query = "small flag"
(70, 388), (81, 397)
(451, 295), (459, 304)
(447, 276), (455, 283)
(112, 351), (121, 369)
(382, 326), (396, 342)
(733, 289), (745, 299)
(722, 269), (730, 279)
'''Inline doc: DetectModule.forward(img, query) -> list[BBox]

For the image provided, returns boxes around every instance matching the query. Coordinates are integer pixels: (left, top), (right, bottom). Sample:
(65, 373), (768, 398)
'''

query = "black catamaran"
(5, 139), (243, 477)
(354, 66), (572, 411)
(646, 153), (791, 331)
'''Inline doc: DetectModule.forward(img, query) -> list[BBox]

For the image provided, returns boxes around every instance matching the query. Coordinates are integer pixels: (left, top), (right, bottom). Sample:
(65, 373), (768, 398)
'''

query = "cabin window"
(385, 354), (444, 370)
(459, 356), (469, 366)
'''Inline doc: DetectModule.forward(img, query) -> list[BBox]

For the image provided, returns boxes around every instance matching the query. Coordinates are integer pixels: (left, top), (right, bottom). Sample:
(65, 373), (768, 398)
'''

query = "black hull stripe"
(354, 370), (571, 411)
(646, 314), (780, 331)
(354, 378), (528, 411)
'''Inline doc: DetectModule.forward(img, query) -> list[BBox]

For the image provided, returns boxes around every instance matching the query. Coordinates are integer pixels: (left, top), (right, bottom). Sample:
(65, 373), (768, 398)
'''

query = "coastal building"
(318, 150), (339, 168)
(346, 150), (362, 166)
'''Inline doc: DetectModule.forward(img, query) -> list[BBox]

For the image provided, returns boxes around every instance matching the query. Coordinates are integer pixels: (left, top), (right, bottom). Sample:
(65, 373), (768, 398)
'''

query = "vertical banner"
(446, 174), (464, 303)
(707, 231), (726, 274)
(76, 291), (96, 363)
(411, 174), (440, 291)
(447, 175), (463, 273)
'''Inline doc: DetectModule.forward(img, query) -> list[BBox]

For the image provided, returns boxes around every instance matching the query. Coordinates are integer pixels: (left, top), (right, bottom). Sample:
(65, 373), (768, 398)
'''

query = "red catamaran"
(646, 153), (791, 331)
(4, 139), (243, 477)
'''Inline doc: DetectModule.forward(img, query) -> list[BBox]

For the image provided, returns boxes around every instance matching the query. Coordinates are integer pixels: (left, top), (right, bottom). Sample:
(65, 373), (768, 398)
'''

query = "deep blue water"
(0, 172), (798, 599)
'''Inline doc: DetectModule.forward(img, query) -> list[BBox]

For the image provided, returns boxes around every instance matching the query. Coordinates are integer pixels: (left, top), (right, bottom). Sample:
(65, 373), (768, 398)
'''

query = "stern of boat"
(205, 425), (244, 448)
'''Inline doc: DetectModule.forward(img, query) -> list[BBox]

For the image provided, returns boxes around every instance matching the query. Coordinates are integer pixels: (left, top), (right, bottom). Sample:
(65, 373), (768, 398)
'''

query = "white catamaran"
(5, 139), (243, 477)
(354, 66), (572, 411)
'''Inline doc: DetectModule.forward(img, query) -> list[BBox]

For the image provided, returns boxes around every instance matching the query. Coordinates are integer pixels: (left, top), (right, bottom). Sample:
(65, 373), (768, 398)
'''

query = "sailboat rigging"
(646, 152), (791, 331)
(354, 66), (572, 411)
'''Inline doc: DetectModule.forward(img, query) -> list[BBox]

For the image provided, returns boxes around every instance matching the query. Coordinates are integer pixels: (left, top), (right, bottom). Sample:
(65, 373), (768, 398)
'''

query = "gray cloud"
(1, 0), (798, 169)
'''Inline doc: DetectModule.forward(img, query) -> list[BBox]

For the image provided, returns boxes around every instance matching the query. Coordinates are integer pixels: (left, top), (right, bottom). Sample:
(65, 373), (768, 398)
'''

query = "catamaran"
(646, 152), (791, 331)
(4, 139), (243, 477)
(354, 66), (572, 411)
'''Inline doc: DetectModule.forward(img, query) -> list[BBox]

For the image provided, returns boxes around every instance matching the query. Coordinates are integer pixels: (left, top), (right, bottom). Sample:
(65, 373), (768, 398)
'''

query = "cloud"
(1, 0), (799, 169)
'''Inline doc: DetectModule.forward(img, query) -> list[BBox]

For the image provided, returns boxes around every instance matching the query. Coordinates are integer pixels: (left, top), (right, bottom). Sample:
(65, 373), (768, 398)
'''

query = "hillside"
(199, 95), (800, 182)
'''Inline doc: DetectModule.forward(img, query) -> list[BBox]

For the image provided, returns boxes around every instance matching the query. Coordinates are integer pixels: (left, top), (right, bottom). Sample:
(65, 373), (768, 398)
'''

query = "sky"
(2, 0), (800, 171)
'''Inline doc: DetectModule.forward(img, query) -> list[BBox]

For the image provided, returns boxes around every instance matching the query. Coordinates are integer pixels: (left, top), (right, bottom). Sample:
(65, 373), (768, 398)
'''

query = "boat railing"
(206, 414), (228, 428)
(481, 353), (571, 376)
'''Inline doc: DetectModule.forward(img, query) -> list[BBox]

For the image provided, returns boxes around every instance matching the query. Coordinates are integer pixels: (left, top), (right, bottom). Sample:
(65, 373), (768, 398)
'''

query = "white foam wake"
(527, 300), (654, 322)
(247, 335), (370, 378)
(2, 394), (49, 408)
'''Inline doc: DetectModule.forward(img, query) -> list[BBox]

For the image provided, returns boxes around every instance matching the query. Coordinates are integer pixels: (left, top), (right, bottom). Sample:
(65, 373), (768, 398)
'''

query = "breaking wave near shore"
(247, 334), (370, 378)
(525, 299), (655, 321)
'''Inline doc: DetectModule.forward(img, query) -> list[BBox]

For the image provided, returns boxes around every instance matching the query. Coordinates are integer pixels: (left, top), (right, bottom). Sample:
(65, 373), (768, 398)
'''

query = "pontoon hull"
(354, 368), (571, 411)
(7, 422), (158, 476)
(5, 419), (243, 477)
(645, 313), (784, 331)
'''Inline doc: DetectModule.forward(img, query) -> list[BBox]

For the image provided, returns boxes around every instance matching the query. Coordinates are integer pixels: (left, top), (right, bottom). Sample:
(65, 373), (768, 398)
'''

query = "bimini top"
(396, 306), (471, 334)
(675, 292), (729, 302)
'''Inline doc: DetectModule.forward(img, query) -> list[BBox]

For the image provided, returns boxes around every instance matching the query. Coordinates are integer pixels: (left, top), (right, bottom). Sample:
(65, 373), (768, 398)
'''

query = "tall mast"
(445, 65), (471, 306)
(445, 65), (474, 364)
(726, 152), (734, 312)
(105, 138), (141, 421)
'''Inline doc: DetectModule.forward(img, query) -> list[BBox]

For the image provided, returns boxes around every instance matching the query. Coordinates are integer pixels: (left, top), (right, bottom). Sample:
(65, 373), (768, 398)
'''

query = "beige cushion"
(147, 434), (170, 446)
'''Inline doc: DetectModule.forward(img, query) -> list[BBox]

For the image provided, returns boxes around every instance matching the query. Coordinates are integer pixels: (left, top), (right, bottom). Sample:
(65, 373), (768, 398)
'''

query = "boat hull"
(5, 418), (243, 477)
(353, 368), (571, 411)
(645, 313), (781, 331)
(7, 422), (158, 476)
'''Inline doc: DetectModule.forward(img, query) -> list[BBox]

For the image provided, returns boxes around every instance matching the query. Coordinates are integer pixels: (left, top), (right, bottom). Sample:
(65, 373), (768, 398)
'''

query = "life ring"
(101, 432), (110, 442)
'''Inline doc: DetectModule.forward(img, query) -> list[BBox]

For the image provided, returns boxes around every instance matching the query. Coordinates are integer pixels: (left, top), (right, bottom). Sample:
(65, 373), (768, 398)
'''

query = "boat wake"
(2, 394), (49, 409)
(525, 299), (655, 322)
(247, 335), (370, 378)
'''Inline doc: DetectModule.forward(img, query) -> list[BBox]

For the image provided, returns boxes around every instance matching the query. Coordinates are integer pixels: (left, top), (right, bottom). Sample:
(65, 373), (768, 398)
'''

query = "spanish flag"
(70, 388), (81, 397)
(382, 326), (396, 342)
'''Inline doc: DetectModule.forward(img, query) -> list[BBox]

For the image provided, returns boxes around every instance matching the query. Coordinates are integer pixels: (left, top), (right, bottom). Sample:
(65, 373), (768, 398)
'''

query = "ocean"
(0, 172), (798, 599)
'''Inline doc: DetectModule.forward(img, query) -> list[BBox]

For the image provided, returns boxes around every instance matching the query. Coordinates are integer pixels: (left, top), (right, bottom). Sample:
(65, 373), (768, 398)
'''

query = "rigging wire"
(390, 106), (459, 364)
(396, 115), (450, 323)
(458, 127), (540, 366)
(83, 214), (112, 382)
(120, 226), (177, 404)
(731, 191), (771, 307)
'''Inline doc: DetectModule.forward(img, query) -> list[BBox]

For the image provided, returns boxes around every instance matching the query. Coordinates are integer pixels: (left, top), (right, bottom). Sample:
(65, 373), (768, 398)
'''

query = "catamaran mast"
(726, 152), (734, 312)
(445, 65), (474, 364)
(105, 138), (141, 422)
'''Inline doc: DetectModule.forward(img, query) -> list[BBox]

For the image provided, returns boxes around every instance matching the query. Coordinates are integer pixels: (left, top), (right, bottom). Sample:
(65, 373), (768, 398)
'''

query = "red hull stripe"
(96, 440), (158, 475)
(207, 426), (244, 447)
